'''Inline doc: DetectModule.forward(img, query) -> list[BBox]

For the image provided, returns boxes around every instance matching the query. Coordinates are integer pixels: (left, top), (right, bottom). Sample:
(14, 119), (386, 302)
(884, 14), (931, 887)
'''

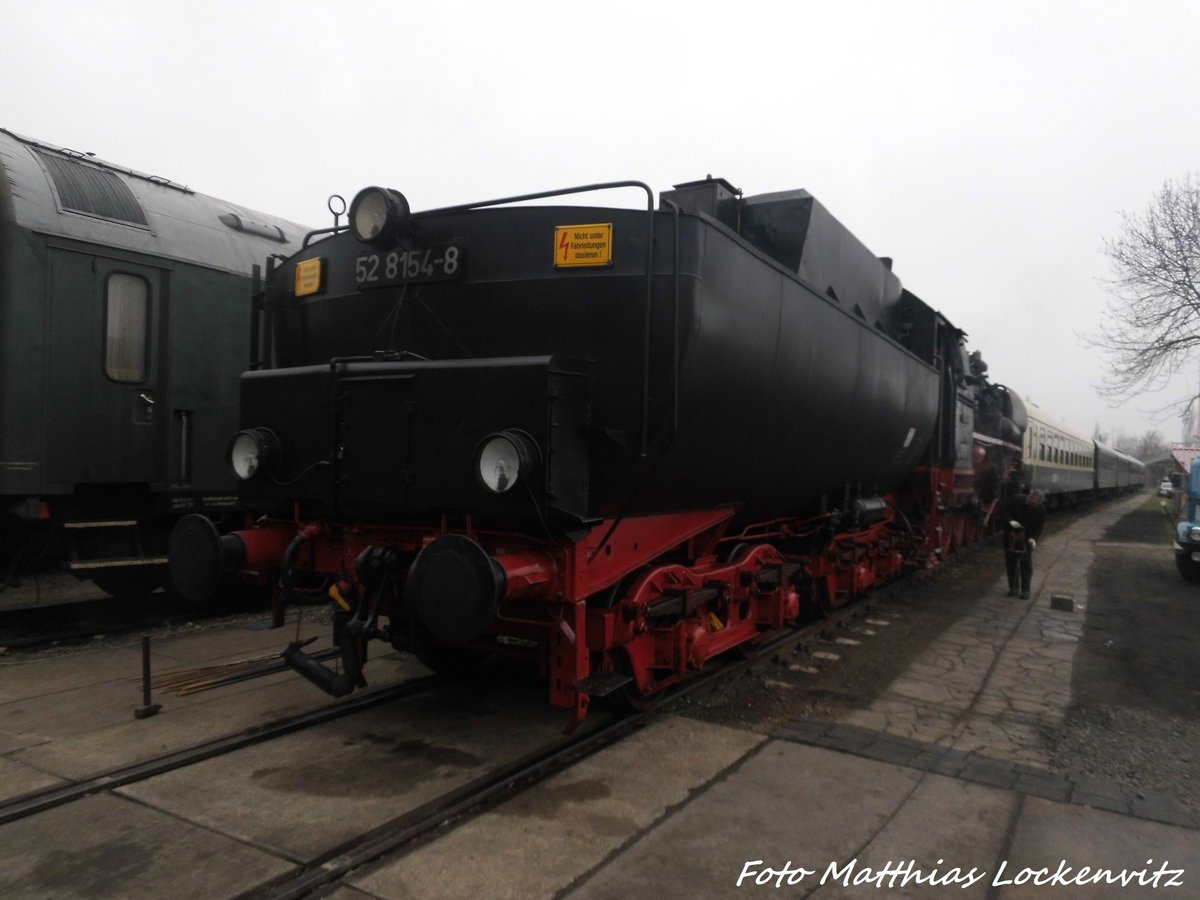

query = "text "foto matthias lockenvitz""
(736, 858), (1185, 889)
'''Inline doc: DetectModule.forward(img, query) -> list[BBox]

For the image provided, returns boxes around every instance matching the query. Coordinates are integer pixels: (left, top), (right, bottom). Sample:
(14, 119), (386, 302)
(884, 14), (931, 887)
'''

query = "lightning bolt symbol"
(559, 231), (570, 261)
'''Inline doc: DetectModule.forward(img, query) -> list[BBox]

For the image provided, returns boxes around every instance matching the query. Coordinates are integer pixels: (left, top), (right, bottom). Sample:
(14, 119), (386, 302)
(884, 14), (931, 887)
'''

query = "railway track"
(0, 577), (891, 900)
(2, 504), (1138, 900)
(241, 598), (887, 899)
(0, 675), (441, 828)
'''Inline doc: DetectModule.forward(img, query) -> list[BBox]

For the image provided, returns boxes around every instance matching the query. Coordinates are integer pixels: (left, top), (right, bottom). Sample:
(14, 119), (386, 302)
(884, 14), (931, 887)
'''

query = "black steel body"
(243, 180), (969, 531)
(166, 175), (1141, 720)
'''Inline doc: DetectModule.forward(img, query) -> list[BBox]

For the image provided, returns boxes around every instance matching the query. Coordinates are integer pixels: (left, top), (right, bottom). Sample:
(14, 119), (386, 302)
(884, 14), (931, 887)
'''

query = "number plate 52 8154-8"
(354, 243), (462, 288)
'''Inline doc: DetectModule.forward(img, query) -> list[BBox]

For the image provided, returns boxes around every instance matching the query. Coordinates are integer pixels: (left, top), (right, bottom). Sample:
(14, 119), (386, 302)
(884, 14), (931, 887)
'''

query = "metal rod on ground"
(145, 648), (339, 695)
(134, 635), (162, 719)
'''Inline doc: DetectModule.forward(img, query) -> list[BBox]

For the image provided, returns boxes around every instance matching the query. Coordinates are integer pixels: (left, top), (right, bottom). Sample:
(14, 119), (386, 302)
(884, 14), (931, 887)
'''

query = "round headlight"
(1189, 525), (1200, 543)
(477, 430), (540, 494)
(228, 428), (281, 481)
(349, 186), (411, 246)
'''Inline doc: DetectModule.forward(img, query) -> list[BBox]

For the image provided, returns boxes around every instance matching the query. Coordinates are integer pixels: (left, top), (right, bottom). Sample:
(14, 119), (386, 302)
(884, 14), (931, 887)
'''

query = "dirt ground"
(678, 496), (1200, 816)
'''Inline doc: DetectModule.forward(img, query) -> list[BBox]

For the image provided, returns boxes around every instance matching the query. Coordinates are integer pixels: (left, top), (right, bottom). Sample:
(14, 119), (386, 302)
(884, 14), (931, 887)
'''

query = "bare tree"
(1115, 428), (1169, 459)
(1093, 174), (1200, 403)
(1139, 428), (1169, 459)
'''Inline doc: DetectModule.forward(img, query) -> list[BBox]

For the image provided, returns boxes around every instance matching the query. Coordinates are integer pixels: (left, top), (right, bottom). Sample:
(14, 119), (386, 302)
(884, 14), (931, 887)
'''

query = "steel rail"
(242, 708), (642, 900)
(245, 595), (891, 900)
(0, 675), (441, 827)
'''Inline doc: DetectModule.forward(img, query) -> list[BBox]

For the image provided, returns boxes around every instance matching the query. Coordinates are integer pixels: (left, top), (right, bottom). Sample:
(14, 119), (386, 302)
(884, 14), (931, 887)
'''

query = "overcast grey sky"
(7, 0), (1199, 445)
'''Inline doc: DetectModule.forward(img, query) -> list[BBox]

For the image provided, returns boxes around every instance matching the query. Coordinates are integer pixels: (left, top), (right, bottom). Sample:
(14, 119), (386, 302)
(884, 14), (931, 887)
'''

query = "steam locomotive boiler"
(169, 177), (1027, 727)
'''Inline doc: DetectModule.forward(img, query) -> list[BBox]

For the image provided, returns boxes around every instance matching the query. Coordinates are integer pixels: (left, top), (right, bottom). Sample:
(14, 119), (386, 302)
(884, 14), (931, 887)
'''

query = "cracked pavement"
(841, 493), (1142, 769)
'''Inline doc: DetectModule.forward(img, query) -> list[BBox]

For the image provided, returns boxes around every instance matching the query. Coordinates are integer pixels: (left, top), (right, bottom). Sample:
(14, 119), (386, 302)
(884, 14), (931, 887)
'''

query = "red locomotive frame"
(232, 451), (1014, 731)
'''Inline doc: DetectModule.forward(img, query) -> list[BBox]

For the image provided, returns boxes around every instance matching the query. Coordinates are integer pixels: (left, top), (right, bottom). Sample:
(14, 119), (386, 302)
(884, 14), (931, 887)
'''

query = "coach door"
(45, 248), (167, 487)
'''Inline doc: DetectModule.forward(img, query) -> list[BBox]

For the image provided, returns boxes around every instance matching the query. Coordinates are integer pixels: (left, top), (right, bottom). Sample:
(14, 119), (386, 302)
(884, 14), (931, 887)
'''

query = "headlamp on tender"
(477, 430), (541, 494)
(228, 427), (282, 481)
(349, 186), (411, 246)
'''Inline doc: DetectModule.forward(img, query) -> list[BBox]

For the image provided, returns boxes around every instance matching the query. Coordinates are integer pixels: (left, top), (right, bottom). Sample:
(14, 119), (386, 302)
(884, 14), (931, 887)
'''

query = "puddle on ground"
(250, 736), (486, 797)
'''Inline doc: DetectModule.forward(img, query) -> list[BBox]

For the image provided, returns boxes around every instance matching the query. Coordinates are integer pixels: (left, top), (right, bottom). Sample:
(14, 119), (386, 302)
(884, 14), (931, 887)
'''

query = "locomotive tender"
(170, 176), (1033, 727)
(0, 129), (311, 594)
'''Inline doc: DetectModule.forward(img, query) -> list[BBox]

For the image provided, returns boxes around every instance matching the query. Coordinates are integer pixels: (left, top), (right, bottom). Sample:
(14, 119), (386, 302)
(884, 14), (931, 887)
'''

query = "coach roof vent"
(218, 212), (288, 243)
(33, 149), (149, 227)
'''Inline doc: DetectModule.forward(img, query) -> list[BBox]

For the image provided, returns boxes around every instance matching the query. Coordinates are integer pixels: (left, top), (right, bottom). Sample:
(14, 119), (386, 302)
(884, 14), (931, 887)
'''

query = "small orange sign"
(554, 223), (612, 267)
(294, 257), (324, 297)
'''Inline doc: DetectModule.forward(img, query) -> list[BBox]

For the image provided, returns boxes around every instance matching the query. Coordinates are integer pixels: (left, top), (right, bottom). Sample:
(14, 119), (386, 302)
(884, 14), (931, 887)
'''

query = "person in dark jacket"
(1003, 489), (1046, 598)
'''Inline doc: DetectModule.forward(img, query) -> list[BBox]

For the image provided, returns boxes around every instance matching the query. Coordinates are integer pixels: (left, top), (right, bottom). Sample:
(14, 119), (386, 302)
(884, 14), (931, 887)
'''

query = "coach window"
(105, 273), (149, 382)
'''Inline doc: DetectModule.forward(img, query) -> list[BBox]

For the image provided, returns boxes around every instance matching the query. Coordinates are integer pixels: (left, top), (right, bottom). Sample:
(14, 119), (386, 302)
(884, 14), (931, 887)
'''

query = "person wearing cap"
(1003, 489), (1046, 599)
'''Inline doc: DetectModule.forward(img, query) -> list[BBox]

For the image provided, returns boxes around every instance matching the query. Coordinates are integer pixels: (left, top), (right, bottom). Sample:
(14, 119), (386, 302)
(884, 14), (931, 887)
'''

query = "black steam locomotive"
(170, 176), (1029, 727)
(0, 128), (310, 595)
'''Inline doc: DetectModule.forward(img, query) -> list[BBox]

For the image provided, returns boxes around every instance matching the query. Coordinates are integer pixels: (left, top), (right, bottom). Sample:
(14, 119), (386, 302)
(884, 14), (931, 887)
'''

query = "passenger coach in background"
(1022, 404), (1145, 505)
(170, 175), (1071, 728)
(0, 129), (311, 595)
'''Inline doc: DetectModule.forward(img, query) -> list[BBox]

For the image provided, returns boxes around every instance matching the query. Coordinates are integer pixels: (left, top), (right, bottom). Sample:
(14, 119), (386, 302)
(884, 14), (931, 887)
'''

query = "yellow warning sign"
(294, 257), (324, 297)
(554, 223), (612, 268)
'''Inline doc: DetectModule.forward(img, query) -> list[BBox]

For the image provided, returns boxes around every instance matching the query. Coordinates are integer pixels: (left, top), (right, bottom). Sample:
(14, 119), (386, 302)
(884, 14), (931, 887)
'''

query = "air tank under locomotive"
(170, 176), (1025, 726)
